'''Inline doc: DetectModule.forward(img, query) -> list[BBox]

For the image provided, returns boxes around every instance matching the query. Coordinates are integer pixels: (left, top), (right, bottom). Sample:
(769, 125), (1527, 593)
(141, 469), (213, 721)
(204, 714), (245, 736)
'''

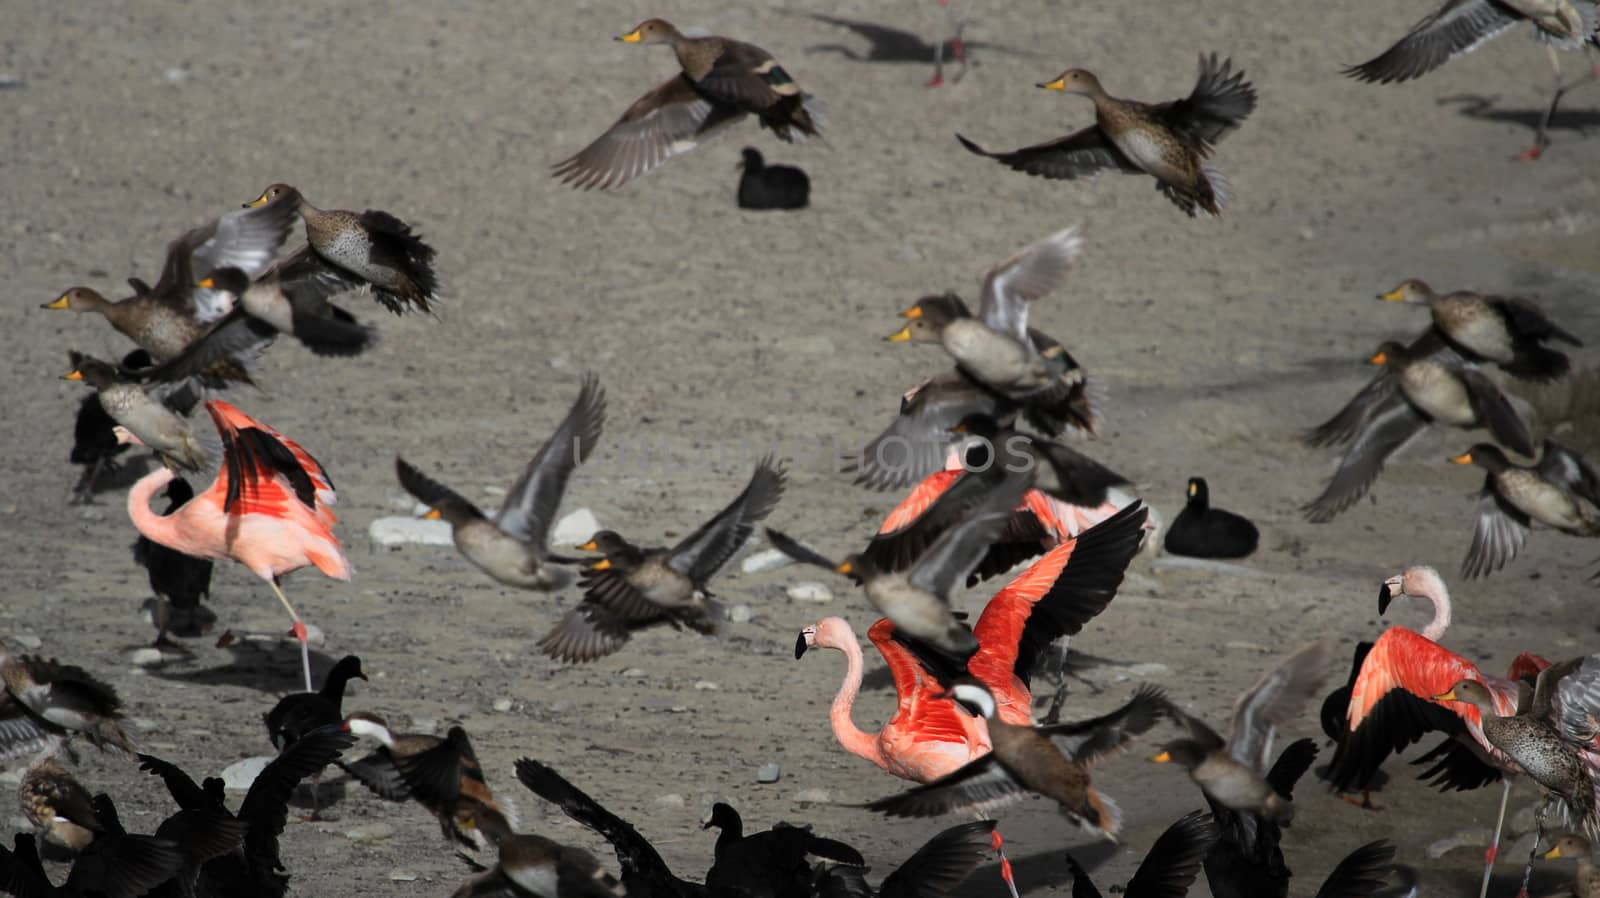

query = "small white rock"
(221, 756), (274, 791)
(694, 681), (721, 691)
(728, 604), (754, 624)
(343, 822), (395, 843)
(551, 508), (603, 547)
(793, 788), (830, 804)
(756, 764), (781, 783)
(368, 516), (454, 547)
(492, 698), (514, 713)
(655, 793), (686, 808)
(13, 635), (41, 650)
(389, 871), (418, 882)
(620, 668), (647, 678)
(741, 549), (793, 574)
(786, 582), (833, 603)
(0, 768), (25, 787)
(130, 648), (165, 668)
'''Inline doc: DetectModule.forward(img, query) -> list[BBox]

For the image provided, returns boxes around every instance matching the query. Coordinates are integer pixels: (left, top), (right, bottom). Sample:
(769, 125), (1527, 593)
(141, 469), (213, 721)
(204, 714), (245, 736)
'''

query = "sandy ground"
(7, 0), (1600, 895)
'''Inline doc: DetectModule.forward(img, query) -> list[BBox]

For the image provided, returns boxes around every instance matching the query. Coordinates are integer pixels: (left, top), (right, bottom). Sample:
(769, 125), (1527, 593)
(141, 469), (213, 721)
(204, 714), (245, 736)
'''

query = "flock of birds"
(15, 2), (1600, 898)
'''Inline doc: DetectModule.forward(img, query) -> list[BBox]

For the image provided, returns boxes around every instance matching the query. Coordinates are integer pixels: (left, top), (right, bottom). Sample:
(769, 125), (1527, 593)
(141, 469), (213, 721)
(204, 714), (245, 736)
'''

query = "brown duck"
(540, 456), (787, 662)
(1544, 833), (1600, 897)
(343, 713), (514, 851)
(19, 747), (102, 855)
(1450, 441), (1600, 578)
(245, 183), (441, 315)
(62, 351), (212, 471)
(1380, 278), (1582, 382)
(42, 201), (294, 386)
(0, 650), (135, 758)
(860, 682), (1169, 840)
(958, 54), (1256, 217)
(553, 18), (823, 190)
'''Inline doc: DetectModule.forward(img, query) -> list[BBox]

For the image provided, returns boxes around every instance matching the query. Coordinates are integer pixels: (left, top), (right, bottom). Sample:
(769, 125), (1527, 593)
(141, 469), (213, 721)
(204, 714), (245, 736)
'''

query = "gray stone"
(492, 698), (514, 713)
(756, 764), (781, 783)
(694, 681), (721, 691)
(367, 516), (453, 547)
(728, 604), (754, 624)
(551, 509), (603, 547)
(793, 788), (830, 804)
(221, 756), (274, 791)
(786, 582), (833, 603)
(1426, 825), (1493, 859)
(655, 793), (686, 808)
(389, 871), (418, 882)
(13, 635), (41, 650)
(130, 647), (165, 668)
(741, 549), (792, 574)
(342, 822), (395, 843)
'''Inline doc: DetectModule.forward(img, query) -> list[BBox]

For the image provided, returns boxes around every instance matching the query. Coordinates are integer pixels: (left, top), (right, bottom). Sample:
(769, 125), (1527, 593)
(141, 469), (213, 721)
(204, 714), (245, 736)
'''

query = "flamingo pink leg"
(269, 578), (314, 692)
(1478, 779), (1512, 898)
(991, 828), (1021, 898)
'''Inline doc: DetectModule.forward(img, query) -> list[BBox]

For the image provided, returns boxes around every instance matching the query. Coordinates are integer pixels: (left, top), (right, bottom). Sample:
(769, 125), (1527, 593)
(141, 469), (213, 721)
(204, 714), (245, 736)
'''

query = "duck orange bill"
(1378, 288), (1407, 302)
(422, 508), (443, 520)
(1150, 751), (1172, 763)
(61, 370), (83, 381)
(1367, 351), (1388, 365)
(1544, 845), (1564, 859)
(884, 326), (913, 343)
(900, 306), (923, 319)
(590, 558), (612, 571)
(578, 539), (599, 552)
(1038, 77), (1067, 90)
(616, 28), (642, 42)
(196, 277), (216, 289)
(949, 422), (968, 434)
(835, 560), (853, 575)
(1448, 453), (1473, 465)
(1432, 689), (1458, 702)
(243, 189), (273, 208)
(42, 295), (70, 310)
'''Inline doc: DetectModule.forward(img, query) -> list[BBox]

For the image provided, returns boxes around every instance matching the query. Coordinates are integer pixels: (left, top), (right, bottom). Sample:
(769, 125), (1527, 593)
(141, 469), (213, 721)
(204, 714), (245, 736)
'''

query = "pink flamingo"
(1333, 566), (1549, 898)
(124, 400), (348, 692)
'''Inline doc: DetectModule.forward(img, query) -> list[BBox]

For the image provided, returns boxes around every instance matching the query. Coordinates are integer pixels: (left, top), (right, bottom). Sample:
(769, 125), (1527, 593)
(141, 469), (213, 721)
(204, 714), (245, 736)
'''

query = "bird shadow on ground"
(78, 455), (156, 503)
(791, 11), (1040, 66)
(1439, 93), (1600, 138)
(147, 640), (342, 693)
(951, 842), (1116, 898)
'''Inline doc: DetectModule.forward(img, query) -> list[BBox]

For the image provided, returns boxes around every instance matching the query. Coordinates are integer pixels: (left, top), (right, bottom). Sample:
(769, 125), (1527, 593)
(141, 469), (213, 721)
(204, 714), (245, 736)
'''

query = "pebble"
(220, 756), (274, 791)
(728, 604), (754, 624)
(130, 647), (165, 668)
(740, 549), (792, 574)
(1426, 824), (1492, 859)
(367, 516), (453, 547)
(756, 764), (781, 783)
(786, 582), (833, 603)
(343, 822), (395, 843)
(621, 668), (647, 678)
(551, 508), (602, 547)
(13, 635), (41, 650)
(655, 793), (686, 808)
(389, 871), (418, 882)
(409, 715), (440, 732)
(492, 698), (514, 713)
(0, 768), (24, 787)
(694, 681), (720, 691)
(793, 788), (830, 804)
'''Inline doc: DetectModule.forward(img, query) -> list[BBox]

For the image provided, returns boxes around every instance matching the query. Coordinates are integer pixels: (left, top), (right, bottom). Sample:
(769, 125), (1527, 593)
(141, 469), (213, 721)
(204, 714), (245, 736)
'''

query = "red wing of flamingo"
(1326, 628), (1522, 792)
(867, 619), (982, 748)
(869, 469), (1052, 586)
(970, 502), (1148, 697)
(205, 400), (338, 528)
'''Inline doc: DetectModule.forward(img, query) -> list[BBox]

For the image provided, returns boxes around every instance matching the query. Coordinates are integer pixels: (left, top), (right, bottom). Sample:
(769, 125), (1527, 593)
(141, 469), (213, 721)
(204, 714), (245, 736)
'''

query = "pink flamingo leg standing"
(124, 401), (348, 692)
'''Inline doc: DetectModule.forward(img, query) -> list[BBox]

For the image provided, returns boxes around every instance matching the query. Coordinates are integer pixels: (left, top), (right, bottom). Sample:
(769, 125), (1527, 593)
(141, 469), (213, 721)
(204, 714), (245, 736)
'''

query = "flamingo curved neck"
(825, 633), (889, 770)
(1416, 574), (1452, 642)
(127, 467), (182, 550)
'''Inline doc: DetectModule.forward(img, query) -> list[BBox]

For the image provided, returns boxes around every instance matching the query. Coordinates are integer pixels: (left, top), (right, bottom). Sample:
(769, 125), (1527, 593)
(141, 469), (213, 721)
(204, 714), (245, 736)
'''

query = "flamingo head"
(796, 617), (852, 659)
(1378, 565), (1443, 615)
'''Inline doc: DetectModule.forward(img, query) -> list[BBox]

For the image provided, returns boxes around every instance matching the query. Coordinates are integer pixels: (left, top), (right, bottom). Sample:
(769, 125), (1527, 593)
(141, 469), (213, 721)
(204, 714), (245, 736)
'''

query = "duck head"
(1378, 278), (1435, 304)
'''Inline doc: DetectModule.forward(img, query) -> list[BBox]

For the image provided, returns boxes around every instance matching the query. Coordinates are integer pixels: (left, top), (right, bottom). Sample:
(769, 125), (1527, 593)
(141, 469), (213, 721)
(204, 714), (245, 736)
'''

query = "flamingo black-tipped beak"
(794, 633), (808, 659)
(1377, 583), (1393, 615)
